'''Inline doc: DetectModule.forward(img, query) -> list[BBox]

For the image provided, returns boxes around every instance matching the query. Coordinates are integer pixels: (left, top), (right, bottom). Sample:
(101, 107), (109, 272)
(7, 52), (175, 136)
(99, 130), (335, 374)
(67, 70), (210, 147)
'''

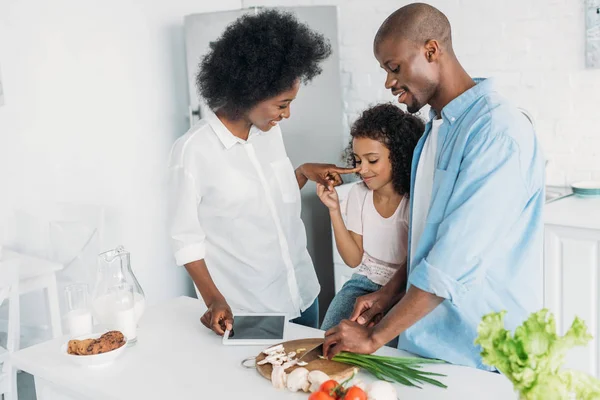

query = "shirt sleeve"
(345, 183), (368, 235)
(408, 130), (530, 307)
(168, 147), (206, 266)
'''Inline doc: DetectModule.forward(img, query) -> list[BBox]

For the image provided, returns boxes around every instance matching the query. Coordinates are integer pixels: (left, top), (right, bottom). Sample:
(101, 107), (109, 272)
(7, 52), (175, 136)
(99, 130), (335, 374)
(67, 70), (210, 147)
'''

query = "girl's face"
(352, 136), (393, 191)
(246, 80), (300, 132)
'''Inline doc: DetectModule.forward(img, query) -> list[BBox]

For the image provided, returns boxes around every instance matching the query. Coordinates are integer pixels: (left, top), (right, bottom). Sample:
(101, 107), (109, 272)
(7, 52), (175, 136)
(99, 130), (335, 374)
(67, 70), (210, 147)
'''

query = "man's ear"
(424, 39), (441, 62)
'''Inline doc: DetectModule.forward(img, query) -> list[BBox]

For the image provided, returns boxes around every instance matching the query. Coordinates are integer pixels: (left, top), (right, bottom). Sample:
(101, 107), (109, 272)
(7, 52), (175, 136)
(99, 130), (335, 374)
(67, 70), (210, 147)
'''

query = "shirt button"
(451, 117), (456, 122)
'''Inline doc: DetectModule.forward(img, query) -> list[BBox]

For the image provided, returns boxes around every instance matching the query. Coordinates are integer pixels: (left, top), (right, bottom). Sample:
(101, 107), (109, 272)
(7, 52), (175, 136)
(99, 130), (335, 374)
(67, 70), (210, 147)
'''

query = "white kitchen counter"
(544, 194), (600, 230)
(12, 296), (516, 400)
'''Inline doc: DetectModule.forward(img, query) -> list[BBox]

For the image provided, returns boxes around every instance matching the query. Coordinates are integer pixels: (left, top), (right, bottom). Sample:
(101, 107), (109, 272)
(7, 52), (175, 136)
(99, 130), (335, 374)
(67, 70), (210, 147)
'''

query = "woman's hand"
(317, 183), (341, 211)
(200, 298), (234, 336)
(296, 163), (360, 190)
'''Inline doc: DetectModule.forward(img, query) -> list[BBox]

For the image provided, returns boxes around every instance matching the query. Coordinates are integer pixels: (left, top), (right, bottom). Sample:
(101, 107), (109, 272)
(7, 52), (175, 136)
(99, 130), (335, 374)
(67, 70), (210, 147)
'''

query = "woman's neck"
(216, 110), (252, 141)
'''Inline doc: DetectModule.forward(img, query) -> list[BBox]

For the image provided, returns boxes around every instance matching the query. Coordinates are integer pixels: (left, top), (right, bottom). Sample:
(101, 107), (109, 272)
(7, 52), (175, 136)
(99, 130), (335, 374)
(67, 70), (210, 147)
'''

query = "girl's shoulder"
(346, 181), (371, 204)
(399, 194), (410, 224)
(347, 181), (370, 197)
(343, 181), (370, 214)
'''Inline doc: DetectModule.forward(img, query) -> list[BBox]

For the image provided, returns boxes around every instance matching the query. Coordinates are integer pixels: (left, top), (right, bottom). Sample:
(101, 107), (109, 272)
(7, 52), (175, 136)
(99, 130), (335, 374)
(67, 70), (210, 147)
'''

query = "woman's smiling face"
(246, 81), (300, 131)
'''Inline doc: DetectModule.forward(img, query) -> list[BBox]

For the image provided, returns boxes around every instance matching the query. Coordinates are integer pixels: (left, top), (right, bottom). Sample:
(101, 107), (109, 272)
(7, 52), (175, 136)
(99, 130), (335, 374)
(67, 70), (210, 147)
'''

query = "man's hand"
(350, 288), (401, 327)
(200, 298), (233, 336)
(296, 163), (360, 190)
(323, 319), (380, 359)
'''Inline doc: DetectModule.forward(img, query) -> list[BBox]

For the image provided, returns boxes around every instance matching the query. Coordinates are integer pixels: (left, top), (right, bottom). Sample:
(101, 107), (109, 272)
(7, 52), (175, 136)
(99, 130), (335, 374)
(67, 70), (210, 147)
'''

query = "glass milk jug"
(91, 245), (146, 343)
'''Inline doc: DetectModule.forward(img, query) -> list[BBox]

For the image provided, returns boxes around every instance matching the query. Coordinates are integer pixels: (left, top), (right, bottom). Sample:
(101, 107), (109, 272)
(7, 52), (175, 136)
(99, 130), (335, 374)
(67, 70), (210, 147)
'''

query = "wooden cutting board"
(255, 338), (357, 382)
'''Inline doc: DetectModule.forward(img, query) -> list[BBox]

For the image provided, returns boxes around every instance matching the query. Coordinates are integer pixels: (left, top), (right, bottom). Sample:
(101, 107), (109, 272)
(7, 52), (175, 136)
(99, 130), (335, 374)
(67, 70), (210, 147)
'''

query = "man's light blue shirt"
(401, 78), (545, 370)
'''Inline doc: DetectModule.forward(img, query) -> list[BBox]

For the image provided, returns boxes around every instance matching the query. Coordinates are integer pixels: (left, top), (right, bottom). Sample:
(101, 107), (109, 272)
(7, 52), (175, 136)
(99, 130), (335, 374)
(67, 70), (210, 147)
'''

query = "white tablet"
(222, 313), (287, 346)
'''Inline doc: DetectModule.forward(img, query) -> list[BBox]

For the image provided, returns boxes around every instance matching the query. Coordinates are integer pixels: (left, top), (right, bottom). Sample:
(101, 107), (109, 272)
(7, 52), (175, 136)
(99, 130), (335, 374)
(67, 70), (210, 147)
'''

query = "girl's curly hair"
(345, 103), (425, 196)
(196, 9), (332, 118)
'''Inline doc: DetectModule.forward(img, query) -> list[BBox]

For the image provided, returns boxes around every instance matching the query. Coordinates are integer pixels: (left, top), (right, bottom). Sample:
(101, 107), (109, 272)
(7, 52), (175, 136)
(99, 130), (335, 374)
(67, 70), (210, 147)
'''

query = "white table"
(12, 296), (517, 399)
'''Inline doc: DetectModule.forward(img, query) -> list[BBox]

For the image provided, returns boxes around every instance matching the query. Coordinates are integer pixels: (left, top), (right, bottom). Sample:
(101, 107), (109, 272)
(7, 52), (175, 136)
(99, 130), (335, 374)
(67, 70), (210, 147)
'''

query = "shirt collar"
(205, 109), (263, 150)
(428, 77), (493, 125)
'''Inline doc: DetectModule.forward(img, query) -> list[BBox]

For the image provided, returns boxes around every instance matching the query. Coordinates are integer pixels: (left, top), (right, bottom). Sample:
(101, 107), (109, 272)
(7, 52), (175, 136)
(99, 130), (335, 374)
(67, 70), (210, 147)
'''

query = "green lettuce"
(475, 309), (600, 399)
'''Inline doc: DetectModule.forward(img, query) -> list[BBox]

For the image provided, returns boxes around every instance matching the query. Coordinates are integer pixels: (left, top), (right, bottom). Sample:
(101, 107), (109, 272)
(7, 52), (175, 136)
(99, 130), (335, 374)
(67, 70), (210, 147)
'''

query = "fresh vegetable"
(308, 391), (336, 400)
(319, 378), (347, 399)
(365, 381), (397, 400)
(344, 385), (367, 400)
(271, 365), (287, 389)
(261, 343), (325, 390)
(330, 352), (446, 389)
(286, 367), (310, 392)
(319, 379), (339, 394)
(308, 370), (331, 393)
(313, 374), (394, 400)
(475, 309), (600, 400)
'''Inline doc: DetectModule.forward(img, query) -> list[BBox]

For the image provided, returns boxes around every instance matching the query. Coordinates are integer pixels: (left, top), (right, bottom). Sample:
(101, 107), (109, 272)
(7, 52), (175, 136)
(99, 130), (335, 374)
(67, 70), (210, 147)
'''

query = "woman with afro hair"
(168, 10), (358, 334)
(317, 103), (424, 331)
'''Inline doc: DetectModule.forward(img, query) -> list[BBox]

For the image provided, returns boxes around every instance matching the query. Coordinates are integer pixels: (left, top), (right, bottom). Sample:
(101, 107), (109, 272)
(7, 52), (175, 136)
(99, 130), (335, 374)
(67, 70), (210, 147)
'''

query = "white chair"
(0, 255), (20, 400)
(2, 249), (63, 339)
(2, 203), (105, 342)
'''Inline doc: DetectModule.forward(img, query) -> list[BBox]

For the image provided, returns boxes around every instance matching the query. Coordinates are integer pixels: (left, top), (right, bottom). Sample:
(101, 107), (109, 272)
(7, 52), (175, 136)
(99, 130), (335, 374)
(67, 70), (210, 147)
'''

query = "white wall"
(0, 0), (243, 308)
(1, 0), (599, 313)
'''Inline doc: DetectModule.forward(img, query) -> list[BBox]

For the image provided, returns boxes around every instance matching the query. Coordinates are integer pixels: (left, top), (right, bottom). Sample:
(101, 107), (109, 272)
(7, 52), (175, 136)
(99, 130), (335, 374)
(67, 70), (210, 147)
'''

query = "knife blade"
(297, 342), (324, 361)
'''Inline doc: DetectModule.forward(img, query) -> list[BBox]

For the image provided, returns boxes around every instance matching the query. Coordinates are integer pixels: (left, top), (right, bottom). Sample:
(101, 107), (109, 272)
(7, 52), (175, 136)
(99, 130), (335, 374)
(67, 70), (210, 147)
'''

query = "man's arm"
(324, 286), (442, 357)
(350, 261), (408, 326)
(371, 286), (443, 346)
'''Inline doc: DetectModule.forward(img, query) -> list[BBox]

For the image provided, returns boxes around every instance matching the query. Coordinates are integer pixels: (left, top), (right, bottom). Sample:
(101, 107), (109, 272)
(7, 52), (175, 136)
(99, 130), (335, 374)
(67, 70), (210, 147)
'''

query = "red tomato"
(344, 386), (367, 400)
(309, 391), (336, 400)
(319, 380), (339, 395)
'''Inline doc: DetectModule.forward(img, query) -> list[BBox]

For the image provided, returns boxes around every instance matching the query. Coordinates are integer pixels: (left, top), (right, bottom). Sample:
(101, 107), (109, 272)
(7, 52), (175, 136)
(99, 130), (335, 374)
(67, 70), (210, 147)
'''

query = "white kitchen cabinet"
(544, 195), (600, 378)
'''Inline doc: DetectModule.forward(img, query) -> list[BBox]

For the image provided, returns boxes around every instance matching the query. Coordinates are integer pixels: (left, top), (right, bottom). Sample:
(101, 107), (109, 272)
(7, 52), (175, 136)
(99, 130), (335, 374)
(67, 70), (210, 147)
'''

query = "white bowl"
(571, 181), (600, 198)
(62, 332), (128, 367)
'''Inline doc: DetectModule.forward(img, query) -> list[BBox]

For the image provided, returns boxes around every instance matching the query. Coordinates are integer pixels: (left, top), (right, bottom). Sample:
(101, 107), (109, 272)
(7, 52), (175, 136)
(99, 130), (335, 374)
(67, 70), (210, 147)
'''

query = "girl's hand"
(317, 183), (340, 211)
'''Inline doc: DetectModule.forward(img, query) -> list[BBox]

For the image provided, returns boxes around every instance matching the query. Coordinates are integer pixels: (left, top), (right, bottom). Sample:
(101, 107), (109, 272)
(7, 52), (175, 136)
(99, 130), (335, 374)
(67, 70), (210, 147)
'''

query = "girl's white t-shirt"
(344, 182), (409, 285)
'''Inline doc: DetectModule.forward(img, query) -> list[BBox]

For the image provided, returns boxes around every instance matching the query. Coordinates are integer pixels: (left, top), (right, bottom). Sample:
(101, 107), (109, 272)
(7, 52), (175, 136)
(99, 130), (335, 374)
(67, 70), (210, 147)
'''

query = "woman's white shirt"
(168, 112), (319, 317)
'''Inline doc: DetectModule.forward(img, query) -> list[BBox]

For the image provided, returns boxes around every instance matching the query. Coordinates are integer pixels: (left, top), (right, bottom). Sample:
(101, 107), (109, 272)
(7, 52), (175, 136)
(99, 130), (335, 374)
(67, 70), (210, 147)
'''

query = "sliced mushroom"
(281, 359), (298, 370)
(286, 367), (310, 392)
(271, 365), (287, 389)
(263, 344), (284, 355)
(308, 370), (330, 392)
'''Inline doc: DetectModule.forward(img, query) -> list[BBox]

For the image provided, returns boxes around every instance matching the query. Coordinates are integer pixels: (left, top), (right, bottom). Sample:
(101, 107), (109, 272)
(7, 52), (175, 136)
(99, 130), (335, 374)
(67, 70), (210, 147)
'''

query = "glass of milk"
(64, 283), (93, 337)
(107, 283), (137, 345)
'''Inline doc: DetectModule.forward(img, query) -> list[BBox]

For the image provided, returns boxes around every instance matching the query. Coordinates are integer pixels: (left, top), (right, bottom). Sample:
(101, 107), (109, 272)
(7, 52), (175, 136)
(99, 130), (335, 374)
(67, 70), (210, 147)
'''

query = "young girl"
(318, 103), (424, 330)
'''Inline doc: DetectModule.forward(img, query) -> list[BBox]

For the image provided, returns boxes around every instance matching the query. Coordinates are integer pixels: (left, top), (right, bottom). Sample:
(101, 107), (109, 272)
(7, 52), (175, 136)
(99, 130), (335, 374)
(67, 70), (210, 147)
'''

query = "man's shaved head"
(373, 3), (459, 113)
(375, 3), (452, 52)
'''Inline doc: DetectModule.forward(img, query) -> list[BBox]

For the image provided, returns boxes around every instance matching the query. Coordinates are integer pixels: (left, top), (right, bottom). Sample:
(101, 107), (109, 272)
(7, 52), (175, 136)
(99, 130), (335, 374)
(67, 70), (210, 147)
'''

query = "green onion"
(329, 352), (448, 389)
